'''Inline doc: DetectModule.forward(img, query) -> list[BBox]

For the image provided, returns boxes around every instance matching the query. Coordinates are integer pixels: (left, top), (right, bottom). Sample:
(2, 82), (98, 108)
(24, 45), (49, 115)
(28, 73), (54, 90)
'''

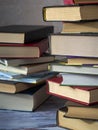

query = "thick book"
(64, 101), (98, 120)
(57, 107), (98, 130)
(0, 55), (55, 66)
(61, 73), (98, 86)
(0, 80), (41, 93)
(0, 63), (49, 75)
(43, 4), (98, 21)
(0, 71), (58, 84)
(49, 63), (98, 75)
(0, 38), (48, 58)
(47, 76), (98, 105)
(66, 57), (98, 65)
(50, 33), (98, 57)
(62, 21), (98, 33)
(0, 83), (49, 111)
(0, 25), (53, 43)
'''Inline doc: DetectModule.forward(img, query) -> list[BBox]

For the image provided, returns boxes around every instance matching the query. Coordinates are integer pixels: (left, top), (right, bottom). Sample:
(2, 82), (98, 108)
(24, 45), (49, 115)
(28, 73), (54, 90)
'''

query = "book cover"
(0, 25), (54, 43)
(47, 76), (98, 105)
(64, 101), (98, 120)
(43, 4), (98, 22)
(0, 83), (49, 111)
(0, 38), (48, 58)
(57, 107), (98, 130)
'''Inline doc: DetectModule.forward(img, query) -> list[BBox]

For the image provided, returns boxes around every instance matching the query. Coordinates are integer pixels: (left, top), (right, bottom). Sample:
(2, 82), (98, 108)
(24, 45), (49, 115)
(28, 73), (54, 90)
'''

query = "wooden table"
(0, 96), (67, 130)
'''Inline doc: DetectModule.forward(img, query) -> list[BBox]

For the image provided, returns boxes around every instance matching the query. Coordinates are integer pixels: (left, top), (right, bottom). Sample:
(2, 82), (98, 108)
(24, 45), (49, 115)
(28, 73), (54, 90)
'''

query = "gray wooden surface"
(0, 96), (67, 130)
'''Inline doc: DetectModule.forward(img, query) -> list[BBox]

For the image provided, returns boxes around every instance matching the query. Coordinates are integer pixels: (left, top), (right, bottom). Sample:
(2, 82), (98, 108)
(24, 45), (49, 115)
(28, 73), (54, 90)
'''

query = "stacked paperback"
(43, 0), (98, 129)
(0, 24), (58, 112)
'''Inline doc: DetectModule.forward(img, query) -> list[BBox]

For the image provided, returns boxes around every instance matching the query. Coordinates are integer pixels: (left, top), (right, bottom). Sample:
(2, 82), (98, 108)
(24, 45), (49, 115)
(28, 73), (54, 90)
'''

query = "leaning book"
(0, 82), (49, 111)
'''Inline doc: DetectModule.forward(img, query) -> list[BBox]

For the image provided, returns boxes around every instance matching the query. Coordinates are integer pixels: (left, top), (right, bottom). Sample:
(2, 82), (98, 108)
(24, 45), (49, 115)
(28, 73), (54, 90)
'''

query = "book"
(66, 57), (98, 65)
(61, 73), (98, 86)
(73, 0), (98, 4)
(0, 80), (41, 93)
(0, 54), (55, 66)
(47, 76), (98, 105)
(43, 4), (98, 21)
(63, 0), (98, 4)
(63, 0), (74, 4)
(0, 38), (48, 58)
(64, 101), (98, 120)
(57, 107), (98, 130)
(48, 63), (98, 75)
(0, 82), (49, 111)
(0, 25), (53, 44)
(49, 33), (98, 57)
(61, 21), (98, 33)
(0, 71), (58, 84)
(0, 63), (49, 75)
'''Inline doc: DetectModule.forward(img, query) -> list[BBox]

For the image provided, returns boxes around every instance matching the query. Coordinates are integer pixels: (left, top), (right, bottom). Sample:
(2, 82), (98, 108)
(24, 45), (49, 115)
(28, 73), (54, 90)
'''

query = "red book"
(63, 0), (98, 4)
(47, 76), (98, 105)
(63, 0), (74, 4)
(0, 38), (48, 58)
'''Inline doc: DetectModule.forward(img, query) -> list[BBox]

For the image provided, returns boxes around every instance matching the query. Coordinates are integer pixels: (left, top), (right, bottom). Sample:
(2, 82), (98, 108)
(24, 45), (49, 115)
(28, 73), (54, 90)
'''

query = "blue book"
(0, 71), (58, 84)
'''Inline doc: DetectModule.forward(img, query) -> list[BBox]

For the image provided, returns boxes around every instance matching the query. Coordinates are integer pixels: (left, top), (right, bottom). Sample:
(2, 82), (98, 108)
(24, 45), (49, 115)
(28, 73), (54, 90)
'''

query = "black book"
(0, 25), (54, 44)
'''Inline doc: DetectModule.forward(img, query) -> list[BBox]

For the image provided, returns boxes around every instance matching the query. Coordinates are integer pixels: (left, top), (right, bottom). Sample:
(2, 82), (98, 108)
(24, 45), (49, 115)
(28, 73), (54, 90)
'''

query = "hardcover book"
(0, 80), (41, 93)
(50, 33), (98, 57)
(0, 54), (55, 66)
(57, 107), (98, 130)
(47, 76), (98, 105)
(0, 25), (54, 43)
(64, 101), (98, 120)
(0, 83), (49, 111)
(62, 21), (98, 33)
(61, 73), (98, 86)
(43, 4), (98, 21)
(49, 63), (98, 75)
(0, 38), (48, 58)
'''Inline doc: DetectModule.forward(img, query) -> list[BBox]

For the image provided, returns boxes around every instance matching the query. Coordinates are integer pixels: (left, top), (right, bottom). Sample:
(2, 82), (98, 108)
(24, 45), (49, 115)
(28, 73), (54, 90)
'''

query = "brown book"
(64, 101), (98, 120)
(43, 4), (98, 21)
(0, 80), (42, 93)
(74, 0), (98, 4)
(62, 21), (98, 33)
(57, 107), (98, 130)
(50, 33), (98, 57)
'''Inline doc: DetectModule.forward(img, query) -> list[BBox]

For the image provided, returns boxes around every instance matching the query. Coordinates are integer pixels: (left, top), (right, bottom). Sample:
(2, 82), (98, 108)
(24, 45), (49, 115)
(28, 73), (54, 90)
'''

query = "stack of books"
(0, 24), (59, 112)
(43, 0), (98, 129)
